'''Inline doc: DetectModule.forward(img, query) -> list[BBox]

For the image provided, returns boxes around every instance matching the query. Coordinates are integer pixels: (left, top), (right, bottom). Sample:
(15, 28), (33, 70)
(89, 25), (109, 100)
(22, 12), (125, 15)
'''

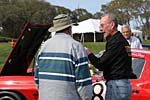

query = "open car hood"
(0, 21), (51, 76)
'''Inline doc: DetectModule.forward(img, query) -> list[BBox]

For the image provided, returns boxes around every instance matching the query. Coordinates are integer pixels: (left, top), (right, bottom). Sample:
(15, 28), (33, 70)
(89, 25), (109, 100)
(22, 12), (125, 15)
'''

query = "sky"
(45, 0), (111, 14)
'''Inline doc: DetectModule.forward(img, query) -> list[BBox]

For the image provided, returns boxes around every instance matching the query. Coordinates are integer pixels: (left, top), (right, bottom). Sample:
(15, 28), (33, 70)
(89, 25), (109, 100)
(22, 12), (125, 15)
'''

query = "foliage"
(54, 6), (72, 15)
(0, 0), (56, 38)
(73, 8), (93, 21)
(0, 0), (149, 39)
(0, 0), (93, 39)
(93, 12), (103, 19)
(100, 0), (150, 36)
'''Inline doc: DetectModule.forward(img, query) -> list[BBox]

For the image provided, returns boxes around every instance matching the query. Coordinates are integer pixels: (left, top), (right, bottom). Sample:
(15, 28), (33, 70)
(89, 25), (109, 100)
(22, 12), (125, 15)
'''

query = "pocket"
(115, 80), (131, 99)
(105, 84), (113, 100)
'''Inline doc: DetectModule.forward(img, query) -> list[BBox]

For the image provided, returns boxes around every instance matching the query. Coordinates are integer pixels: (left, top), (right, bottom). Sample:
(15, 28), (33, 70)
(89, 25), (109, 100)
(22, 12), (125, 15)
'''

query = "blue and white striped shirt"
(35, 33), (92, 100)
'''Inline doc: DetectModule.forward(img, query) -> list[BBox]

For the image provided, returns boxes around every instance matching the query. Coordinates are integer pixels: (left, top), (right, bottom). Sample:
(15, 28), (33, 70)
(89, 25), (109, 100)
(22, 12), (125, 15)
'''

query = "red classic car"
(0, 22), (51, 100)
(92, 48), (150, 100)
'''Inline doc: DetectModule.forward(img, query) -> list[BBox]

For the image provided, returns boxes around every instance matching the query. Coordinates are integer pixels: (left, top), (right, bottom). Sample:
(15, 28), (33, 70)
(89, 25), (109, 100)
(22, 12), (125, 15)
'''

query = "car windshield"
(132, 58), (145, 79)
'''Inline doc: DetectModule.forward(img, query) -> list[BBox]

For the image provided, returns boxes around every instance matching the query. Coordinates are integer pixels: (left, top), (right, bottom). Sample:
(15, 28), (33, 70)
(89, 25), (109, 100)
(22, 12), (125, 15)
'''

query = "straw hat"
(48, 14), (73, 32)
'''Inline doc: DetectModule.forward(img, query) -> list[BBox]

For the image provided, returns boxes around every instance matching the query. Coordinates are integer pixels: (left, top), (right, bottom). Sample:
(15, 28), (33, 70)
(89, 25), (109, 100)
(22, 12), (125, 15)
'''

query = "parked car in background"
(91, 48), (150, 100)
(0, 22), (51, 100)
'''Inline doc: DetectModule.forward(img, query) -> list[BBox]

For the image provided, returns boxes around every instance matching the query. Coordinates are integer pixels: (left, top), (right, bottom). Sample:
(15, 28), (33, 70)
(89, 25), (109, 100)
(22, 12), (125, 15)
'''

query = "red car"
(92, 48), (150, 100)
(0, 22), (51, 100)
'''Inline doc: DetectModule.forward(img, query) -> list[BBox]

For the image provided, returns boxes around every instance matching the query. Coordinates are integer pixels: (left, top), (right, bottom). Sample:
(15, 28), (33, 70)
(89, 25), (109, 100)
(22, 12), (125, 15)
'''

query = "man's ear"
(68, 27), (72, 34)
(65, 27), (72, 35)
(111, 22), (115, 29)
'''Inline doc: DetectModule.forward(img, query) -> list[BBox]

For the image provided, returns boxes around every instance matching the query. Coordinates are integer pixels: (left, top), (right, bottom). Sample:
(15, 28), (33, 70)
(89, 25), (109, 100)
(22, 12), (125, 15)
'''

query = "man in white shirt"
(121, 25), (143, 49)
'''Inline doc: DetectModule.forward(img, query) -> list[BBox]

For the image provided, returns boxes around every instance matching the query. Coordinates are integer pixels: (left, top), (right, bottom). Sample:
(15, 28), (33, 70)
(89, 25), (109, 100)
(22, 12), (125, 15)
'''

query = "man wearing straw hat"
(36, 14), (92, 100)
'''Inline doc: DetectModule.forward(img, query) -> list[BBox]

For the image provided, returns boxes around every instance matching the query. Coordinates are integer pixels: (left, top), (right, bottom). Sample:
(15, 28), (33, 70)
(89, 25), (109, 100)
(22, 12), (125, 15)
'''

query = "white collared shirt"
(127, 36), (143, 49)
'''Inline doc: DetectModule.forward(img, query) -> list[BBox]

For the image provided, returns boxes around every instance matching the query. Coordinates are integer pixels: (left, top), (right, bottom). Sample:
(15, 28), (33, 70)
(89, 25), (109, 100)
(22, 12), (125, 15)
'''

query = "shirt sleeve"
(72, 42), (92, 100)
(88, 42), (122, 70)
(137, 39), (143, 49)
(34, 54), (40, 89)
(34, 44), (44, 89)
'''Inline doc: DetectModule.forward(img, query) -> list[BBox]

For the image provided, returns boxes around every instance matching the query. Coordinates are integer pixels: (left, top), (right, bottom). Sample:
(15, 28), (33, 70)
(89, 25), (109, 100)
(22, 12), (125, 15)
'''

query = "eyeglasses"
(100, 22), (111, 27)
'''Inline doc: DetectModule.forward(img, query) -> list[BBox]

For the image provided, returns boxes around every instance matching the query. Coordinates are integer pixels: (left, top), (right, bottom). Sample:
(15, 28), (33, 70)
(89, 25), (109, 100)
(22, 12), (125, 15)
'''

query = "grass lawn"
(142, 40), (150, 44)
(83, 42), (105, 54)
(0, 42), (12, 68)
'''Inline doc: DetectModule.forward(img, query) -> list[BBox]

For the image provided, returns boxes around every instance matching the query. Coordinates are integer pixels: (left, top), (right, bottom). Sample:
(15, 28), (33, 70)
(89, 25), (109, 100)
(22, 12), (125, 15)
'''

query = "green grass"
(0, 42), (12, 68)
(83, 42), (105, 54)
(142, 40), (150, 44)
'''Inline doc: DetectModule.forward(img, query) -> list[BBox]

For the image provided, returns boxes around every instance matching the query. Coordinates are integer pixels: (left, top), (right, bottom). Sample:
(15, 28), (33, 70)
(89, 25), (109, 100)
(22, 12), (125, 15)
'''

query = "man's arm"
(137, 39), (143, 49)
(88, 42), (122, 70)
(72, 43), (92, 100)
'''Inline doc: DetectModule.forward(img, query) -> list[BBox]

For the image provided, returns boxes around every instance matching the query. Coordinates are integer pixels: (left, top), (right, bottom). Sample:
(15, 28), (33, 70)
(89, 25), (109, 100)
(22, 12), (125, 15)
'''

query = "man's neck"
(111, 29), (118, 36)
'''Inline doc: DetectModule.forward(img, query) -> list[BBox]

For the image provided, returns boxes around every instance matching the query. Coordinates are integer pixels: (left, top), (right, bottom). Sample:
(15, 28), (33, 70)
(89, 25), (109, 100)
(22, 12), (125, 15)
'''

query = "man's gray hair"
(121, 25), (131, 32)
(102, 13), (118, 28)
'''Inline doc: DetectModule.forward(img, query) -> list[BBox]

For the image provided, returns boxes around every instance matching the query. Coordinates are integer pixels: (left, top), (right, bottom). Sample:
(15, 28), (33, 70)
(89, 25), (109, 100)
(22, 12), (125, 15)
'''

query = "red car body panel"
(130, 49), (150, 100)
(0, 22), (51, 100)
(92, 48), (150, 100)
(0, 76), (38, 100)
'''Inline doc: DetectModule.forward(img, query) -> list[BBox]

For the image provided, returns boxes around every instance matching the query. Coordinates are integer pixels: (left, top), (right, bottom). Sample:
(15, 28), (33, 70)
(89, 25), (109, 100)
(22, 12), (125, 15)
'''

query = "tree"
(93, 12), (103, 19)
(0, 0), (55, 38)
(100, 0), (150, 38)
(101, 0), (133, 25)
(130, 0), (150, 37)
(73, 8), (93, 22)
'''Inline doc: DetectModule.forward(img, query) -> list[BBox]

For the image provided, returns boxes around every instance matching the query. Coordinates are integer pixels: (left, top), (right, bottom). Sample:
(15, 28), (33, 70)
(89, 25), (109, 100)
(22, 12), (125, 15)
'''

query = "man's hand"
(84, 47), (91, 56)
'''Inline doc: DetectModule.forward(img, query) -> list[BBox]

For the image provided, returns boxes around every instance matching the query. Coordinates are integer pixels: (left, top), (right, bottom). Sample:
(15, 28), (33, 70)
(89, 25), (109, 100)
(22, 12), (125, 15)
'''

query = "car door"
(130, 57), (145, 100)
(138, 55), (150, 100)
